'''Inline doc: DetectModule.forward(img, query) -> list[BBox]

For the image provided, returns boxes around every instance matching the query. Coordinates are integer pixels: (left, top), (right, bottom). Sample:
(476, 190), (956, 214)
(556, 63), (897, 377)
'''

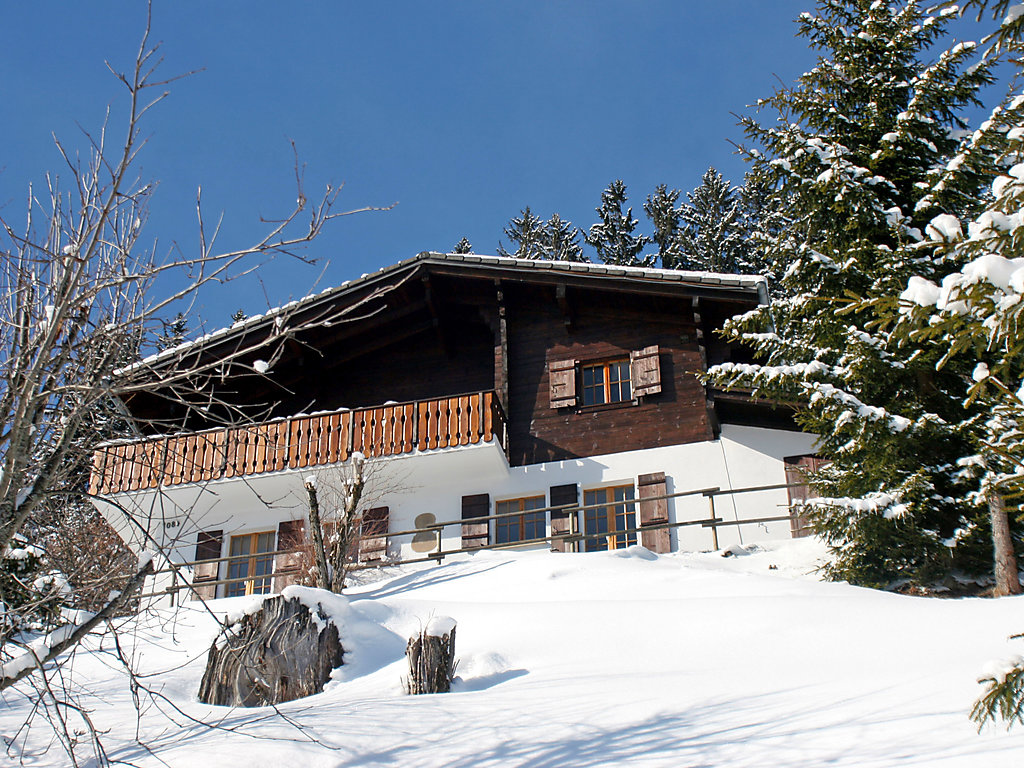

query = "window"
(582, 359), (632, 406)
(226, 531), (276, 596)
(495, 496), (546, 544)
(548, 345), (660, 409)
(583, 485), (637, 551)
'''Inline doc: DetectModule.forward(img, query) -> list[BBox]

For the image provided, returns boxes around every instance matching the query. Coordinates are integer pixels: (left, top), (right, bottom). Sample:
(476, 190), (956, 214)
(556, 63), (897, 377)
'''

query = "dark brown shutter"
(461, 493), (490, 549)
(785, 455), (826, 538)
(360, 506), (390, 561)
(637, 472), (671, 553)
(274, 519), (306, 591)
(549, 359), (577, 408)
(549, 483), (578, 553)
(193, 530), (223, 601)
(630, 345), (662, 397)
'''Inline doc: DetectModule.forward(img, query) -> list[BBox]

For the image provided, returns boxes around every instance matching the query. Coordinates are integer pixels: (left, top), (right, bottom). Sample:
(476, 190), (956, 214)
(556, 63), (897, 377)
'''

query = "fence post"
(707, 493), (719, 550)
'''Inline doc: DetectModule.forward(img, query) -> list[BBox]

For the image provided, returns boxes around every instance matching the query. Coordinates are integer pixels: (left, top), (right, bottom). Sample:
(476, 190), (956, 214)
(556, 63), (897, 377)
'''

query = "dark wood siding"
(505, 284), (713, 466)
(305, 321), (495, 412)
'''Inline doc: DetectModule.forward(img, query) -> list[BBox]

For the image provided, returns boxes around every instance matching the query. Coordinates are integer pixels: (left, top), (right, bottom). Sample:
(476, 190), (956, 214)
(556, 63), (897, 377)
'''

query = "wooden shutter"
(638, 472), (671, 553)
(549, 483), (578, 553)
(193, 529), (223, 601)
(274, 519), (306, 592)
(360, 506), (390, 561)
(630, 345), (662, 397)
(549, 359), (577, 408)
(461, 493), (490, 549)
(785, 455), (826, 538)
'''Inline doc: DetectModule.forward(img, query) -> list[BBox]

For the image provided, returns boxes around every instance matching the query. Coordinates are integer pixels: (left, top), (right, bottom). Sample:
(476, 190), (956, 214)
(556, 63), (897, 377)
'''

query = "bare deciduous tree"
(0, 8), (388, 764)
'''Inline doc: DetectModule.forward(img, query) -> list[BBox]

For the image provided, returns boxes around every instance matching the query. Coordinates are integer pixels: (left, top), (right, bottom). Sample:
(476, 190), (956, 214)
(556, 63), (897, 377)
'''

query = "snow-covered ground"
(3, 538), (1023, 767)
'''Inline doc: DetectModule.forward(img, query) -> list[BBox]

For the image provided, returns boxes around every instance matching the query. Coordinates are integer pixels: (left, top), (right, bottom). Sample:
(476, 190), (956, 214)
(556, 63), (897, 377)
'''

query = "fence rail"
(142, 480), (807, 601)
(90, 391), (506, 495)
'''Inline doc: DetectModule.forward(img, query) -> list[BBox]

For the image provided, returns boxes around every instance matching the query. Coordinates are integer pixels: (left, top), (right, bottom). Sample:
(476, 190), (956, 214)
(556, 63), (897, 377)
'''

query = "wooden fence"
(90, 391), (506, 495)
(142, 481), (806, 602)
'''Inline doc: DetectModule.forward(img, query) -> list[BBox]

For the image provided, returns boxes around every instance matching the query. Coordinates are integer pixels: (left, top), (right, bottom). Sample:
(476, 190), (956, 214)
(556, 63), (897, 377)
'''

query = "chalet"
(88, 252), (817, 599)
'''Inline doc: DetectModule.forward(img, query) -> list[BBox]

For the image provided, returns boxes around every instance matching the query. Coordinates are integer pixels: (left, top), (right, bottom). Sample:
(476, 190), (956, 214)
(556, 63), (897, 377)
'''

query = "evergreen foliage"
(736, 170), (780, 286)
(0, 542), (64, 641)
(973, 657), (1024, 729)
(585, 180), (652, 266)
(497, 207), (546, 259)
(644, 184), (688, 269)
(453, 237), (473, 254)
(541, 213), (587, 262)
(879, 0), (1024, 727)
(157, 312), (189, 351)
(678, 168), (750, 272)
(707, 0), (998, 587)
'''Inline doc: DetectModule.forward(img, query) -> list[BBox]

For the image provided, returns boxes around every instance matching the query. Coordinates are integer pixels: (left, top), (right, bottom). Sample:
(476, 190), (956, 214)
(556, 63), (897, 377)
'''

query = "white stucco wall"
(92, 424), (818, 599)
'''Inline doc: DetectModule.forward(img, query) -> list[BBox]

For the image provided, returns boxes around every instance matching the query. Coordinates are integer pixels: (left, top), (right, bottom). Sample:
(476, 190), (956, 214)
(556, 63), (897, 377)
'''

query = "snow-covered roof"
(129, 252), (768, 372)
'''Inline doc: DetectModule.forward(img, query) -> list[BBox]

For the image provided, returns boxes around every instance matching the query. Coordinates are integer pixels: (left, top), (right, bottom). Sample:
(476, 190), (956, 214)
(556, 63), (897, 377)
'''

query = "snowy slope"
(3, 539), (1023, 767)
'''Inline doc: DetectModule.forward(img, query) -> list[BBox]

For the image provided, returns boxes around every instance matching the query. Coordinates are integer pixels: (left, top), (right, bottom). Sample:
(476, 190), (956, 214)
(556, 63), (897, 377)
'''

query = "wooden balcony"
(90, 391), (506, 495)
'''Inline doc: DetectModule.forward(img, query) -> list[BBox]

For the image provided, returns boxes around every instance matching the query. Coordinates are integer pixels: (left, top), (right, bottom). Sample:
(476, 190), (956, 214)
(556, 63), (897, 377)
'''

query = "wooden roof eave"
(123, 252), (766, 383)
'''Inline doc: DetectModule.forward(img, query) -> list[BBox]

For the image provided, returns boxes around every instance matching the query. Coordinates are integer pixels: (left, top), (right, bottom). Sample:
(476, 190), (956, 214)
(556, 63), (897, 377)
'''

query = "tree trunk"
(329, 463), (364, 592)
(405, 618), (457, 694)
(305, 480), (329, 590)
(198, 595), (343, 707)
(989, 489), (1022, 597)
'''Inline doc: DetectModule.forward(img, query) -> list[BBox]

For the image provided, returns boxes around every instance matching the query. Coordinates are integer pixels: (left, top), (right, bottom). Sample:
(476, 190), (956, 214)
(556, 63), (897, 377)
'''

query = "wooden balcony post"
(347, 411), (356, 456)
(411, 401), (419, 448)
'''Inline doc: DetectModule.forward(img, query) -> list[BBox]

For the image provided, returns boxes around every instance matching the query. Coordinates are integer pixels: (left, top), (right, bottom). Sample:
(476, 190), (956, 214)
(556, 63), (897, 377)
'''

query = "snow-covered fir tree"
(678, 167), (751, 273)
(708, 0), (999, 588)
(497, 207), (546, 259)
(644, 184), (688, 269)
(736, 170), (780, 286)
(157, 312), (189, 351)
(585, 180), (652, 266)
(877, 0), (1024, 727)
(453, 237), (473, 254)
(541, 213), (588, 262)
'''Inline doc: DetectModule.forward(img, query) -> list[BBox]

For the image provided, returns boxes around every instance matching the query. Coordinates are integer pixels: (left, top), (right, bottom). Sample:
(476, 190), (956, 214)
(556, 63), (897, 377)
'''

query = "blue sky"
(0, 2), (990, 330)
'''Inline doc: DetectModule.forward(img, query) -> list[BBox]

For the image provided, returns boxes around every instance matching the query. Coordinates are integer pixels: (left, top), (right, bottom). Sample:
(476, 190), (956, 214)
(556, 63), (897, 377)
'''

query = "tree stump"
(198, 595), (343, 707)
(405, 616), (457, 694)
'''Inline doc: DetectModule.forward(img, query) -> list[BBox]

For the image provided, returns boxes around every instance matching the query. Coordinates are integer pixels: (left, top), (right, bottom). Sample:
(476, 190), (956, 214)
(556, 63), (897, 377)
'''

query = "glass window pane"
(495, 500), (515, 544)
(227, 536), (250, 597)
(583, 489), (610, 552)
(496, 497), (545, 544)
(608, 361), (631, 402)
(612, 486), (636, 548)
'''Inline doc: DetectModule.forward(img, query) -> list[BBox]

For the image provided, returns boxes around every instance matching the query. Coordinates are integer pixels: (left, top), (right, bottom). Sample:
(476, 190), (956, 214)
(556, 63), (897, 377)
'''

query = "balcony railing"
(90, 391), (506, 495)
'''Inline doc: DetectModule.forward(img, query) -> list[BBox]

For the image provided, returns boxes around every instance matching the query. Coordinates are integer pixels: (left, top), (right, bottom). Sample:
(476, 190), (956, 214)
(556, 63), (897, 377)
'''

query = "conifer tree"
(736, 170), (778, 284)
(157, 312), (189, 351)
(585, 180), (652, 266)
(707, 0), (997, 587)
(877, 0), (1024, 728)
(678, 168), (747, 273)
(453, 237), (473, 254)
(497, 207), (545, 259)
(644, 184), (688, 269)
(541, 213), (587, 262)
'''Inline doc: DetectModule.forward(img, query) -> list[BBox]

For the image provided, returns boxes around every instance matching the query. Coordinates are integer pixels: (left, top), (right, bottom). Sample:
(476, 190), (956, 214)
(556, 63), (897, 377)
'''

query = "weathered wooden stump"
(405, 616), (457, 694)
(198, 595), (343, 707)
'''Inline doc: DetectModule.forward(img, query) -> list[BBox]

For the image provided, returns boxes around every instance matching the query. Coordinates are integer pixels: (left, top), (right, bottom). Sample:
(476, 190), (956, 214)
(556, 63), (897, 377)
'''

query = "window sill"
(576, 399), (639, 414)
